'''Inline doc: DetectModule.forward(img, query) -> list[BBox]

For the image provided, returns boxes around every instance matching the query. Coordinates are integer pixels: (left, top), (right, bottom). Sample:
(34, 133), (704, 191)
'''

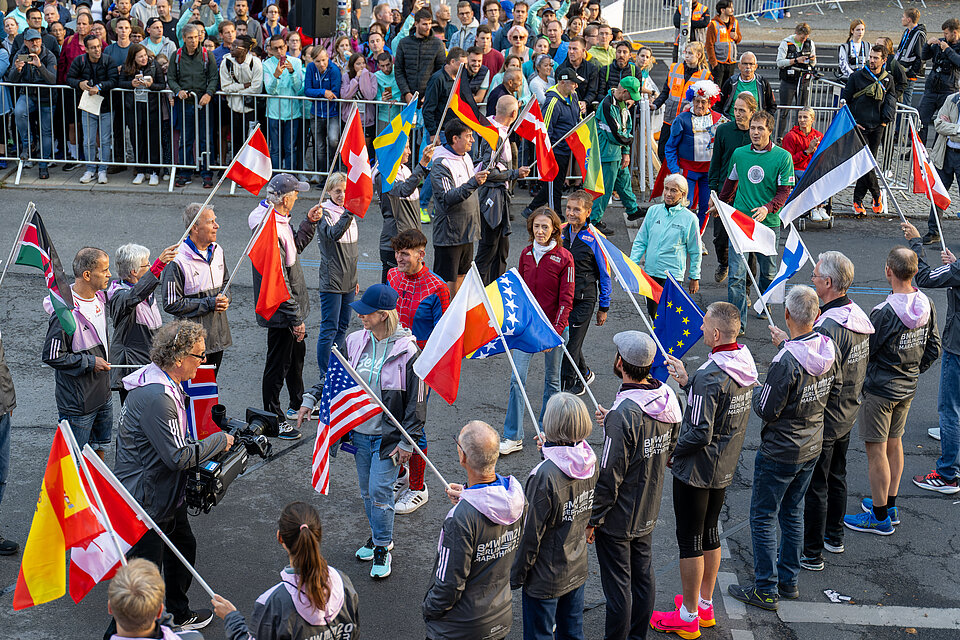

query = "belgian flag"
(448, 67), (500, 149)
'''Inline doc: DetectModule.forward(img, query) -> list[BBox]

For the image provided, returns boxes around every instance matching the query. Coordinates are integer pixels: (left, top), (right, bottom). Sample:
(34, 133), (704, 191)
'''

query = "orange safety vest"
(662, 62), (712, 123)
(709, 16), (738, 64)
(675, 1), (709, 45)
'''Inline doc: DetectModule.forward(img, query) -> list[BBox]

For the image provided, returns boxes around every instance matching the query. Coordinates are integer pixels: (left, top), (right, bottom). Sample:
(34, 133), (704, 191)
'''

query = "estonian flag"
(778, 105), (879, 226)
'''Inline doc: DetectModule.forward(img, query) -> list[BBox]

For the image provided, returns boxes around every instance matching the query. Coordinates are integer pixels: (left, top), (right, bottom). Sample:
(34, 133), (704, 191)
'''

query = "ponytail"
(278, 502), (331, 612)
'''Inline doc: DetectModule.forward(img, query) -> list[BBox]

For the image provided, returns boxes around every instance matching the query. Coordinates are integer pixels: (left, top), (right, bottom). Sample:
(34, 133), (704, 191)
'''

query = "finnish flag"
(754, 224), (812, 314)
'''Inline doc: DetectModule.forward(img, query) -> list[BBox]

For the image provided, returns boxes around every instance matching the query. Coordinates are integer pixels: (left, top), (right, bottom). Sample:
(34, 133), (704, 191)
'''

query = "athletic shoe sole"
(823, 541), (845, 554)
(800, 557), (824, 571)
(912, 477), (960, 494)
(356, 541), (394, 561)
(844, 520), (894, 535)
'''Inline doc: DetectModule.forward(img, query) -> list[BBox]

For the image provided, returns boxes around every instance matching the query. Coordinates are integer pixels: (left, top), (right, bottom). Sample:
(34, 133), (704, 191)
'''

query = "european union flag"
(373, 99), (418, 192)
(650, 273), (705, 382)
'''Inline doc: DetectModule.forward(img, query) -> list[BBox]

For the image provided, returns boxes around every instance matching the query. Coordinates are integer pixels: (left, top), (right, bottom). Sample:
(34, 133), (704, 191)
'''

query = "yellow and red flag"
(14, 423), (105, 610)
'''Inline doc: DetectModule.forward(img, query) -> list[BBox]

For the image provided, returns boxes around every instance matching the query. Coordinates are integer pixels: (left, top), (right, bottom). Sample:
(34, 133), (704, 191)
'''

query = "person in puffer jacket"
(844, 247), (940, 536)
(802, 252), (874, 570)
(511, 392), (597, 640)
(424, 420), (526, 640)
(729, 286), (842, 613)
(107, 559), (205, 640)
(652, 301), (757, 636)
(589, 331), (682, 640)
(213, 502), (360, 640)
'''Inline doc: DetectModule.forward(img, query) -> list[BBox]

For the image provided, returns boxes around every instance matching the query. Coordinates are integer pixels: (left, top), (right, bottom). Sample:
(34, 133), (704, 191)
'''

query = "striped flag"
(753, 224), (812, 314)
(588, 225), (663, 302)
(226, 125), (272, 195)
(448, 68), (500, 149)
(311, 355), (383, 495)
(566, 116), (605, 198)
(181, 367), (221, 439)
(15, 211), (76, 335)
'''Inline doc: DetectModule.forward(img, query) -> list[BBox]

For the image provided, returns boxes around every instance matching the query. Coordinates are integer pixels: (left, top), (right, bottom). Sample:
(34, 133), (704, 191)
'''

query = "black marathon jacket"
(66, 54), (120, 111)
(862, 290), (941, 401)
(813, 298), (875, 440)
(911, 237), (960, 357)
(753, 332), (843, 465)
(672, 344), (758, 489)
(590, 381), (682, 538)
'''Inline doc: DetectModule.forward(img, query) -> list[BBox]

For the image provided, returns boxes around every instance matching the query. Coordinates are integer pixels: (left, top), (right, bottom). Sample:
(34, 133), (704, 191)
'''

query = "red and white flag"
(226, 125), (272, 195)
(911, 122), (951, 211)
(68, 448), (150, 603)
(341, 107), (374, 217)
(514, 100), (559, 181)
(247, 208), (291, 320)
(714, 196), (779, 256)
(413, 269), (499, 404)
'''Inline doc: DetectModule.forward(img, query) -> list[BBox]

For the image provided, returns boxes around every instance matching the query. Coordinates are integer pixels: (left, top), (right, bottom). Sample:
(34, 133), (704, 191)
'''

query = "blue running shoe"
(844, 510), (894, 535)
(861, 498), (900, 525)
(356, 538), (394, 561)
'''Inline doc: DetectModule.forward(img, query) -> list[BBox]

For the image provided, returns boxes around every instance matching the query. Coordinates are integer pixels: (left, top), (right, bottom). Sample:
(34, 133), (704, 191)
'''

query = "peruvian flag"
(514, 99), (559, 182)
(341, 106), (374, 217)
(713, 195), (778, 256)
(69, 447), (150, 603)
(911, 122), (951, 211)
(247, 208), (290, 320)
(226, 125), (272, 195)
(413, 269), (499, 404)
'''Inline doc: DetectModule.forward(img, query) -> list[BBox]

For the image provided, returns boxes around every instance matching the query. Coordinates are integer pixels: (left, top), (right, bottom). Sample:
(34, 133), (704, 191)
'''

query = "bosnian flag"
(414, 268), (499, 404)
(226, 125), (272, 195)
(911, 121), (951, 211)
(712, 194), (778, 256)
(753, 224), (812, 314)
(514, 99), (559, 181)
(778, 105), (879, 225)
(341, 106), (374, 217)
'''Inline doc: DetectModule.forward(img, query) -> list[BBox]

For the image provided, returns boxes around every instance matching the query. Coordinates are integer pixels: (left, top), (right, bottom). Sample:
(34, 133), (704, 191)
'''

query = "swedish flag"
(373, 99), (418, 192)
(650, 273), (705, 382)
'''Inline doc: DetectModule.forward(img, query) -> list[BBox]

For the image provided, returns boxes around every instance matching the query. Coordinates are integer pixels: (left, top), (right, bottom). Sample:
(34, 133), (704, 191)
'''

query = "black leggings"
(673, 476), (726, 558)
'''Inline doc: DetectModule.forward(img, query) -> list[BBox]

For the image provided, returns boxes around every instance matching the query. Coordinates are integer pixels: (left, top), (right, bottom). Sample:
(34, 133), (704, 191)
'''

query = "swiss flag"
(514, 100), (559, 182)
(341, 107), (374, 217)
(226, 125), (272, 195)
(713, 195), (778, 256)
(247, 208), (291, 320)
(911, 122), (951, 211)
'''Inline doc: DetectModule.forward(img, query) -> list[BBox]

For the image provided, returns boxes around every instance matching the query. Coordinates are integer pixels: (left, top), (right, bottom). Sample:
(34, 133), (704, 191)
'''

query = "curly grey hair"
(150, 321), (207, 369)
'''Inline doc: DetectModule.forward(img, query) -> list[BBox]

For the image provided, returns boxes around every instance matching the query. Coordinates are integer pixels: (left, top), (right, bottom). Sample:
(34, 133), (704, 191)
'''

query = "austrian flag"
(226, 125), (272, 195)
(341, 106), (374, 217)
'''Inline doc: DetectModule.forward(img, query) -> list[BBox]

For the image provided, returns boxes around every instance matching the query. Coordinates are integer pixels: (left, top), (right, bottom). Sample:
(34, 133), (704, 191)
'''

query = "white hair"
(785, 285), (820, 326)
(663, 173), (690, 207)
(817, 251), (854, 294)
(116, 244), (150, 280)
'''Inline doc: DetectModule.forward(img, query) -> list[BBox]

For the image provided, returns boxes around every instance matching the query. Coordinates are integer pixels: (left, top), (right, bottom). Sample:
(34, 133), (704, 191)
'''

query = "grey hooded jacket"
(430, 145), (482, 247)
(315, 202), (359, 294)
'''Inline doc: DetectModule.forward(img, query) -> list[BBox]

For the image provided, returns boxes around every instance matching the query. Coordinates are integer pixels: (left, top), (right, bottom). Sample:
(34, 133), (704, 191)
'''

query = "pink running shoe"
(673, 594), (715, 628)
(650, 608), (701, 639)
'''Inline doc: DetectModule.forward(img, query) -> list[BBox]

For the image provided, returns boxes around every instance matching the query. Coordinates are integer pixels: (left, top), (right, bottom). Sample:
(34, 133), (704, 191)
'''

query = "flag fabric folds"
(468, 268), (564, 359)
(448, 70), (500, 149)
(777, 105), (879, 226)
(650, 273), (705, 382)
(312, 355), (383, 495)
(414, 269), (499, 403)
(181, 367), (221, 439)
(14, 423), (105, 610)
(753, 224), (812, 314)
(226, 126), (272, 195)
(15, 210), (76, 335)
(247, 209), (291, 320)
(341, 107), (374, 216)
(911, 121), (952, 211)
(374, 99), (418, 192)
(566, 116), (605, 198)
(514, 99), (559, 181)
(713, 196), (779, 256)
(588, 226), (663, 303)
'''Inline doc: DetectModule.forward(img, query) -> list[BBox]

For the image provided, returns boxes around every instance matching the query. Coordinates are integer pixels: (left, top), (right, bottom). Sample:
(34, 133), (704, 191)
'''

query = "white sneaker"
(149, 173), (159, 186)
(79, 170), (96, 184)
(809, 209), (822, 222)
(392, 469), (409, 498)
(97, 171), (108, 184)
(499, 439), (523, 455)
(395, 486), (428, 514)
(929, 427), (941, 441)
(132, 173), (145, 184)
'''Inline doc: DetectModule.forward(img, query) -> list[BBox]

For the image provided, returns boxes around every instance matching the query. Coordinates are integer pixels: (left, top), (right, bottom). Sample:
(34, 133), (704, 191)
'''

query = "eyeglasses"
(186, 352), (207, 362)
(452, 434), (463, 452)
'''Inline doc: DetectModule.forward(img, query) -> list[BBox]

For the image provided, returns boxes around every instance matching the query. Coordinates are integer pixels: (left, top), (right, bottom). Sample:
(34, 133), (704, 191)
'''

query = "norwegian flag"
(340, 106), (374, 217)
(312, 354), (382, 494)
(514, 99), (559, 181)
(225, 125), (272, 195)
(911, 121), (951, 211)
(713, 196), (778, 256)
(181, 367), (221, 439)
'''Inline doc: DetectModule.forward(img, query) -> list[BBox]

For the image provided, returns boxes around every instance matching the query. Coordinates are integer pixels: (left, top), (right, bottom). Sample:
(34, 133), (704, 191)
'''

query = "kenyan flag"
(15, 212), (76, 335)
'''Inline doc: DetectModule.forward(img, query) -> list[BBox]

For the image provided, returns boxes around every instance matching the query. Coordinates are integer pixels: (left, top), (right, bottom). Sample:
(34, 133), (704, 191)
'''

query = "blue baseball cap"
(350, 284), (399, 315)
(24, 29), (42, 41)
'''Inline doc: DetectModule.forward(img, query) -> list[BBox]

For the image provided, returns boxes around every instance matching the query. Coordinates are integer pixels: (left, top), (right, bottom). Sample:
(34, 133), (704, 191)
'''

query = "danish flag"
(514, 100), (559, 182)
(341, 106), (373, 217)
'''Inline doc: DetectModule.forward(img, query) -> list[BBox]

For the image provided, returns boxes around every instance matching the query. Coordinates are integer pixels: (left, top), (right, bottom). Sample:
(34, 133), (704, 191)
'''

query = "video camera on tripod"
(185, 405), (280, 514)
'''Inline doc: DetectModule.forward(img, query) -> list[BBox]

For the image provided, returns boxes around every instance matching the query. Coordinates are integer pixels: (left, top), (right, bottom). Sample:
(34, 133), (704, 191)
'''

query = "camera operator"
(113, 320), (234, 633)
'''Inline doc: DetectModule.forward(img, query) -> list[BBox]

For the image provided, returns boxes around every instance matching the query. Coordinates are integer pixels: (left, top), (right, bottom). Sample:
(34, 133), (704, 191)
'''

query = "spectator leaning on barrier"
(0, 330), (16, 556)
(120, 44), (168, 185)
(169, 23), (219, 188)
(67, 34), (118, 185)
(895, 8), (925, 106)
(918, 18), (960, 145)
(304, 47), (341, 182)
(7, 28), (57, 179)
(704, 0), (740, 89)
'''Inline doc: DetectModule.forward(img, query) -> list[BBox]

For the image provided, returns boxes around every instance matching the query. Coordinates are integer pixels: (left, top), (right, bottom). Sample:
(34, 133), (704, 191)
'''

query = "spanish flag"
(448, 68), (500, 150)
(566, 116), (605, 198)
(13, 423), (105, 610)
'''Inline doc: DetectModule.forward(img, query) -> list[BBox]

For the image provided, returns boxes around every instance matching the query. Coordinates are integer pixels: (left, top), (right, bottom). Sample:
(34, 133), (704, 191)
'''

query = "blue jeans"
(728, 232), (780, 330)
(179, 101), (211, 178)
(937, 350), (960, 481)
(749, 451), (816, 592)
(521, 585), (585, 640)
(0, 412), (10, 507)
(316, 290), (355, 375)
(503, 329), (567, 442)
(14, 95), (53, 169)
(81, 110), (112, 173)
(268, 118), (300, 171)
(352, 432), (399, 547)
(61, 402), (114, 452)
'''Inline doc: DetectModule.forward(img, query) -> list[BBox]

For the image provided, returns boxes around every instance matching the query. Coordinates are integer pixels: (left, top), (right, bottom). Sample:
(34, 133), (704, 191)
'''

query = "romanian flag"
(14, 422), (106, 610)
(566, 116), (605, 198)
(589, 225), (663, 303)
(374, 98), (418, 192)
(15, 210), (76, 335)
(448, 68), (500, 149)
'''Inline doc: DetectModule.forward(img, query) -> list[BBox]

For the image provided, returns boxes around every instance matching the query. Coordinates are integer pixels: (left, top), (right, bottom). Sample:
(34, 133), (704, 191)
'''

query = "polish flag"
(911, 122), (951, 211)
(413, 269), (499, 404)
(713, 195), (778, 256)
(514, 100), (559, 182)
(226, 125), (272, 195)
(341, 107), (374, 217)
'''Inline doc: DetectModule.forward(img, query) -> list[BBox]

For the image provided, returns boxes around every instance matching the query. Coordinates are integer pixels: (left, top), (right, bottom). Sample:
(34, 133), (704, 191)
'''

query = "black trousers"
(803, 433), (850, 556)
(711, 62), (737, 90)
(207, 350), (224, 377)
(919, 89), (953, 145)
(646, 276), (665, 318)
(561, 298), (595, 389)
(853, 126), (884, 205)
(262, 326), (306, 419)
(713, 215), (729, 268)
(380, 247), (396, 284)
(595, 530), (654, 640)
(528, 153), (571, 212)
(475, 217), (510, 285)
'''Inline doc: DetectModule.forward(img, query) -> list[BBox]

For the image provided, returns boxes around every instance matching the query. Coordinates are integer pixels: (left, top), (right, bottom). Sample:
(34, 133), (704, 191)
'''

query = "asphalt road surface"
(0, 189), (957, 639)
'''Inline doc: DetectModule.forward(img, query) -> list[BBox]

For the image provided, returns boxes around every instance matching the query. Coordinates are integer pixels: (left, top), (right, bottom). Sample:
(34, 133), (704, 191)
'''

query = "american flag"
(311, 355), (382, 494)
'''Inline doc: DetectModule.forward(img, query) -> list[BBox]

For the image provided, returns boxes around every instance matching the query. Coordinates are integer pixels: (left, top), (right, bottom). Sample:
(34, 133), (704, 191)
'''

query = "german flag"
(448, 68), (500, 149)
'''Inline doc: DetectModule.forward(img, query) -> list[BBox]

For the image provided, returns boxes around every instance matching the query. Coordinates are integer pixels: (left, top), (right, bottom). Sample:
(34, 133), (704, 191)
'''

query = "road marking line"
(777, 602), (960, 629)
(716, 571), (745, 620)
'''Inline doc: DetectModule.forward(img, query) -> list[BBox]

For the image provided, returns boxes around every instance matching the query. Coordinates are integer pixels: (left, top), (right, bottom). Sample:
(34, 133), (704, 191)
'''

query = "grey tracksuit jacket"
(430, 144), (482, 247)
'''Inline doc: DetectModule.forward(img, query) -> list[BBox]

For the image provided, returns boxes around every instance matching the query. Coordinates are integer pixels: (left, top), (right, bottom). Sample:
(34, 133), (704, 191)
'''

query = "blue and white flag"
(754, 224), (812, 314)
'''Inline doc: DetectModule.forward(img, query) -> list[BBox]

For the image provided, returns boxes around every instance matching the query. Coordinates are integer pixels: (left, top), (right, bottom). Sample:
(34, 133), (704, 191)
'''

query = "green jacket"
(596, 90), (633, 162)
(168, 45), (219, 97)
(708, 120), (750, 192)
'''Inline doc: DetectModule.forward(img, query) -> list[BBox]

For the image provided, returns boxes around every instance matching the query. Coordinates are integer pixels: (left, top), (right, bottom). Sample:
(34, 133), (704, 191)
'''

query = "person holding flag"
(108, 560), (206, 640)
(925, 90), (960, 246)
(377, 140), (434, 281)
(591, 75), (643, 233)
